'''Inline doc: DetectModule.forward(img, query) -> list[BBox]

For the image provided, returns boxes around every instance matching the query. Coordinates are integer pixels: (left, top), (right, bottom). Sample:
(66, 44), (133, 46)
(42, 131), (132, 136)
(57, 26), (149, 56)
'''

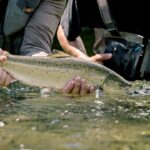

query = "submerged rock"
(0, 121), (5, 127)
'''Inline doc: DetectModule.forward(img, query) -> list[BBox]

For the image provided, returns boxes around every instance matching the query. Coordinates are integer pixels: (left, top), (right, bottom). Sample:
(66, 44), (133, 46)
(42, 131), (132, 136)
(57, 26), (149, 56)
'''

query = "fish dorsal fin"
(48, 49), (71, 58)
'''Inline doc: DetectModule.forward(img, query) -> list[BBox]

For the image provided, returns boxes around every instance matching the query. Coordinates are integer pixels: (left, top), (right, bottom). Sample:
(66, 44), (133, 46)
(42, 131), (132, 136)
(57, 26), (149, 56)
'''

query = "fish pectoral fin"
(48, 49), (71, 58)
(101, 75), (110, 87)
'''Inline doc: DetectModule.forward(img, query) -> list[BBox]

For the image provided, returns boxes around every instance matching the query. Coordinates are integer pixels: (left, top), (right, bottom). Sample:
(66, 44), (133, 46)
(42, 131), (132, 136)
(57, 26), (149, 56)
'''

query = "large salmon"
(0, 52), (131, 90)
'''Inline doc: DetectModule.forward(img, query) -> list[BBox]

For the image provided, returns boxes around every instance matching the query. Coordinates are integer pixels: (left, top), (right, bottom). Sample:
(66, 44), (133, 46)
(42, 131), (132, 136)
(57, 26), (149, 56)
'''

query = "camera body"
(102, 34), (144, 80)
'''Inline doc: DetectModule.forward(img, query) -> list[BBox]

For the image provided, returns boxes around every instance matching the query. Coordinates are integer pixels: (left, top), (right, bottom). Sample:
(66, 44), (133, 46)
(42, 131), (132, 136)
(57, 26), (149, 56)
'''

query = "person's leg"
(20, 0), (66, 56)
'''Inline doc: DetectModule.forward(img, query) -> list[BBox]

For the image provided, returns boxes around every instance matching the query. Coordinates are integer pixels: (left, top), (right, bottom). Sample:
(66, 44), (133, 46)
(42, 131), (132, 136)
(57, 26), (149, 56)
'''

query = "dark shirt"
(60, 0), (150, 41)
(0, 0), (8, 24)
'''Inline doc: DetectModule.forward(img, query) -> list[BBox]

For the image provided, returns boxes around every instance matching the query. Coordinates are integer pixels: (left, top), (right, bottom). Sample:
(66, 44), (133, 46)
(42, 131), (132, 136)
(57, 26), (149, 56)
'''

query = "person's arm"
(57, 25), (112, 63)
(57, 25), (90, 60)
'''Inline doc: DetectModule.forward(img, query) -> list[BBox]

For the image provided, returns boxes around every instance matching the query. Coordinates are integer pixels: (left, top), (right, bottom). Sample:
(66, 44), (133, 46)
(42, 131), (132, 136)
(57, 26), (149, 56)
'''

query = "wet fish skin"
(0, 54), (131, 89)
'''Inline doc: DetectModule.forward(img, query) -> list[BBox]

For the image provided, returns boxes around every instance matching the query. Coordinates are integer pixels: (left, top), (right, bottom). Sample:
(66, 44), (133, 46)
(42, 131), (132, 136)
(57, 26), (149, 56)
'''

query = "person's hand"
(0, 48), (7, 62)
(0, 68), (16, 86)
(75, 51), (112, 64)
(61, 76), (95, 96)
(90, 53), (112, 64)
(31, 51), (48, 57)
(0, 49), (16, 86)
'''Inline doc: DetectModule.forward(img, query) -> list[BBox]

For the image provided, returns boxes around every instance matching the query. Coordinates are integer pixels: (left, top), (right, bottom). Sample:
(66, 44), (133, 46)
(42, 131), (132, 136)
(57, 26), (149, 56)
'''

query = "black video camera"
(103, 36), (143, 80)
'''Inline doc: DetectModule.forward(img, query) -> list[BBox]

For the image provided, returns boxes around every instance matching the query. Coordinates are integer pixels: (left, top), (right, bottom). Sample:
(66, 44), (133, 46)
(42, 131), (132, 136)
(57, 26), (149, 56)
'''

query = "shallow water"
(0, 81), (150, 150)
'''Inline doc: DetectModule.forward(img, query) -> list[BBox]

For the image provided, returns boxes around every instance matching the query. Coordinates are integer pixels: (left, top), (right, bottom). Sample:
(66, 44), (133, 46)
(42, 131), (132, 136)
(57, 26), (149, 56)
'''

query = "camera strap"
(97, 0), (120, 36)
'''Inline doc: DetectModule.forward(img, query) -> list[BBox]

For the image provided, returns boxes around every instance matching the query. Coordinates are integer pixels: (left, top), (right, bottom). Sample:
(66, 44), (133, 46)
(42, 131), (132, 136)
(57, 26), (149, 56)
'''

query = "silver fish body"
(0, 55), (131, 89)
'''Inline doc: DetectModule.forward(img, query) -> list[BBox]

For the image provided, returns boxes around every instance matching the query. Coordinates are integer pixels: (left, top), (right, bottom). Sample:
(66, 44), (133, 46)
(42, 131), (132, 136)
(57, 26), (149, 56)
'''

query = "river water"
(0, 81), (150, 150)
